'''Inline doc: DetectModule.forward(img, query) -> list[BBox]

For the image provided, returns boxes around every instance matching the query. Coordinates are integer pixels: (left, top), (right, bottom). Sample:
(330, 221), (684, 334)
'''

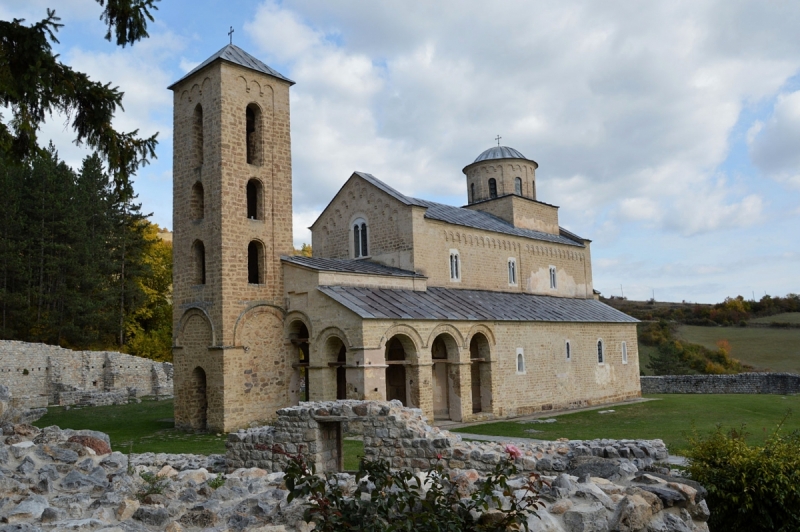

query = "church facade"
(169, 45), (641, 432)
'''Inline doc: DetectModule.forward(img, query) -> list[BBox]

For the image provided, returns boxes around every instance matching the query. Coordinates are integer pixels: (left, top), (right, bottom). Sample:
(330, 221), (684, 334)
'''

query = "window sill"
(353, 255), (372, 260)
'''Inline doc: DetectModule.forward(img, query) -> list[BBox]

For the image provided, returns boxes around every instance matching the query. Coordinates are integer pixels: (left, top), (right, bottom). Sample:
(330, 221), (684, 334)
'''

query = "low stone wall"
(0, 340), (173, 408)
(53, 390), (131, 407)
(227, 400), (669, 475)
(641, 373), (800, 394)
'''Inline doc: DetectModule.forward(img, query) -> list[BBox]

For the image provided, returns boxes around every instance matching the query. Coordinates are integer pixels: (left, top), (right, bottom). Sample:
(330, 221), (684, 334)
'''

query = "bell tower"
(169, 45), (295, 432)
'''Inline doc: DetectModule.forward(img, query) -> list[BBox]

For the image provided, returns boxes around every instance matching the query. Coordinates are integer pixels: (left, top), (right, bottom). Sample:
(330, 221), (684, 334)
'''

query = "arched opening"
(193, 104), (203, 167)
(187, 366), (208, 430)
(327, 338), (347, 400)
(246, 179), (263, 220)
(489, 178), (498, 199)
(352, 218), (368, 258)
(289, 321), (310, 402)
(470, 183), (475, 203)
(597, 339), (604, 364)
(515, 177), (522, 195)
(191, 182), (204, 220)
(469, 333), (492, 414)
(385, 336), (413, 406)
(192, 240), (206, 285)
(431, 333), (459, 420)
(248, 241), (264, 284)
(246, 104), (262, 166)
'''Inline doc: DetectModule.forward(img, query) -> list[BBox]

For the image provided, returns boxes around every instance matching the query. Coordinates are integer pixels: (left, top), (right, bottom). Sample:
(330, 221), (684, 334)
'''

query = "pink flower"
(505, 444), (522, 459)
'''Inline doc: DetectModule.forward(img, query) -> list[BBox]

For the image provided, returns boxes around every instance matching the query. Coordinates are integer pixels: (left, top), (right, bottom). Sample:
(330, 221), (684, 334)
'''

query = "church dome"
(473, 146), (528, 163)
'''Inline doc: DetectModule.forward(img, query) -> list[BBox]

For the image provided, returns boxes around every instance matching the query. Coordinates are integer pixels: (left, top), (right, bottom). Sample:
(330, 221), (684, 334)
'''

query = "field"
(34, 399), (227, 455)
(677, 325), (800, 373)
(452, 394), (800, 454)
(637, 344), (658, 375)
(749, 312), (800, 324)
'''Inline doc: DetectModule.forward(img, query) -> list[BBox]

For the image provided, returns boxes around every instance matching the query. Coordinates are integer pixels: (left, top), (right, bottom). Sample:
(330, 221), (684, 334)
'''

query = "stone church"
(169, 44), (641, 432)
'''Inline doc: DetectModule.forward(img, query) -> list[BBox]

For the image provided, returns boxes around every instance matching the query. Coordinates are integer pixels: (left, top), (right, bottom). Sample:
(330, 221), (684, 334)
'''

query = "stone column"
(350, 347), (387, 401)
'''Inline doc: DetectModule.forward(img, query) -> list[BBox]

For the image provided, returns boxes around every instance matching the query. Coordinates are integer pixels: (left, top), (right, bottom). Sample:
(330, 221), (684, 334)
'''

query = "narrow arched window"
(470, 183), (475, 203)
(515, 177), (522, 195)
(516, 348), (525, 374)
(246, 179), (262, 220)
(248, 241), (264, 284)
(622, 342), (628, 364)
(549, 266), (557, 289)
(193, 104), (203, 166)
(192, 240), (206, 285)
(449, 250), (461, 281)
(489, 178), (497, 199)
(191, 182), (204, 220)
(246, 104), (262, 166)
(353, 218), (368, 257)
(565, 340), (571, 361)
(508, 258), (517, 285)
(597, 340), (604, 364)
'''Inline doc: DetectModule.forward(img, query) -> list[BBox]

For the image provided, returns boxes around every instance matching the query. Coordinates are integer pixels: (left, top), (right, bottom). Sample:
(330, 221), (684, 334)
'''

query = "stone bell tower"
(169, 45), (295, 432)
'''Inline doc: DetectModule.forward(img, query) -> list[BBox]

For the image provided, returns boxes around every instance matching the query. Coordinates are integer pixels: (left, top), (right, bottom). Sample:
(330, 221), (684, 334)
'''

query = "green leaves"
(686, 414), (800, 531)
(0, 1), (159, 194)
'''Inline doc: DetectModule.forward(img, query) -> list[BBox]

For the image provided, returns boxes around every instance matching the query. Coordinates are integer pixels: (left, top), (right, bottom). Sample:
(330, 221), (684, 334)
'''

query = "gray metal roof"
(473, 146), (528, 163)
(168, 44), (295, 89)
(318, 286), (638, 323)
(351, 172), (584, 247)
(281, 255), (424, 278)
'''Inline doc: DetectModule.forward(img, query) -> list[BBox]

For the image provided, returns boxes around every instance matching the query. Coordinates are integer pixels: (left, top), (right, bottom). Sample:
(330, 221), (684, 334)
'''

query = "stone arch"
(287, 318), (310, 402)
(176, 307), (215, 348)
(384, 333), (418, 407)
(465, 324), (496, 353)
(246, 178), (263, 220)
(191, 240), (206, 285)
(430, 331), (461, 421)
(468, 331), (493, 414)
(379, 324), (424, 362)
(426, 324), (465, 353)
(191, 181), (204, 220)
(246, 102), (263, 166)
(232, 303), (287, 347)
(247, 240), (265, 284)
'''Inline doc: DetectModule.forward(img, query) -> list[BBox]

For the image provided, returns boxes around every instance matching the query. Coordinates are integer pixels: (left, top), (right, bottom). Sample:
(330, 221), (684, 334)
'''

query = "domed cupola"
(463, 145), (539, 204)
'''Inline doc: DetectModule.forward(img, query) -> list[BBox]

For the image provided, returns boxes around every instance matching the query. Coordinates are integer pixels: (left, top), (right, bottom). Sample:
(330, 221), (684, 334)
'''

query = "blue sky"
(2, 0), (799, 303)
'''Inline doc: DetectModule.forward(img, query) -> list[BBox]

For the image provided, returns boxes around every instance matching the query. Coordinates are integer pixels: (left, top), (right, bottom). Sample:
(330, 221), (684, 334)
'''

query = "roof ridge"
(168, 44), (294, 90)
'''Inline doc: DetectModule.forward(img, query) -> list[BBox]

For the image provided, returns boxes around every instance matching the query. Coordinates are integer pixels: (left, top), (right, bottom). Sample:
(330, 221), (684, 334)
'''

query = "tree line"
(0, 148), (172, 361)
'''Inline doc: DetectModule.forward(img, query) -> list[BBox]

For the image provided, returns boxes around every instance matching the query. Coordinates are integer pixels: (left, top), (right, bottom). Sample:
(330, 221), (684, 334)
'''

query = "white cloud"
(749, 90), (800, 190)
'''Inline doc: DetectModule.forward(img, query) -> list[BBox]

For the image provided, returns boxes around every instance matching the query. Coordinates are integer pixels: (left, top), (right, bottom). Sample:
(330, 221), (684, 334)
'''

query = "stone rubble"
(0, 421), (710, 531)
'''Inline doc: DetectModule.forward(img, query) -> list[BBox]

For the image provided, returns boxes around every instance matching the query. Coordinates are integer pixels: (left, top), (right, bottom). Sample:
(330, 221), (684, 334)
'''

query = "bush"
(685, 418), (800, 531)
(276, 444), (544, 532)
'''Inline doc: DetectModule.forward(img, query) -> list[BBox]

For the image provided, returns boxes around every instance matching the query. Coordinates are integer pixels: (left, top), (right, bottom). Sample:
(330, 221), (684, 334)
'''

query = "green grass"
(34, 398), (227, 455)
(343, 439), (364, 471)
(678, 325), (800, 373)
(749, 312), (800, 325)
(452, 394), (800, 454)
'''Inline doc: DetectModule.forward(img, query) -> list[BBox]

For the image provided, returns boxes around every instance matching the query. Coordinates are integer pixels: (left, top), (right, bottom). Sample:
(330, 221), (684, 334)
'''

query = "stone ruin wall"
(0, 340), (173, 408)
(640, 373), (800, 395)
(226, 400), (669, 475)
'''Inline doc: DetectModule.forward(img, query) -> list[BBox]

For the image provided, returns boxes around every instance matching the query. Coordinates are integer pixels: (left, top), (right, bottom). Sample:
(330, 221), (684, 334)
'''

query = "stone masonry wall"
(227, 400), (668, 475)
(641, 373), (800, 394)
(0, 340), (173, 408)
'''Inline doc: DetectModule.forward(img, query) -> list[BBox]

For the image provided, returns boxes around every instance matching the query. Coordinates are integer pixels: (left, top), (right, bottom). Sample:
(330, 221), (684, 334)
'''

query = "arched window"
(248, 241), (264, 284)
(549, 266), (557, 289)
(353, 218), (368, 258)
(508, 258), (517, 285)
(565, 340), (571, 360)
(246, 104), (262, 166)
(191, 182), (204, 220)
(516, 348), (525, 374)
(597, 340), (604, 364)
(470, 183), (475, 203)
(449, 250), (461, 281)
(246, 179), (263, 220)
(489, 178), (498, 199)
(193, 104), (203, 166)
(515, 177), (522, 195)
(622, 342), (628, 364)
(192, 240), (206, 285)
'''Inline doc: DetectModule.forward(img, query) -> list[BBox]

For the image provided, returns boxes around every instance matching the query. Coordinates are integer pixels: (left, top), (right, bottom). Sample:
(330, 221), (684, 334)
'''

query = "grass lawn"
(452, 394), (800, 454)
(34, 398), (227, 455)
(678, 325), (800, 373)
(749, 312), (800, 325)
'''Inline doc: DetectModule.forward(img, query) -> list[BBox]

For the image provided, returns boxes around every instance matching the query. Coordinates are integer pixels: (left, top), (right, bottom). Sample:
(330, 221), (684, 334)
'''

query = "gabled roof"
(168, 44), (294, 90)
(318, 285), (638, 322)
(312, 172), (585, 247)
(281, 255), (424, 278)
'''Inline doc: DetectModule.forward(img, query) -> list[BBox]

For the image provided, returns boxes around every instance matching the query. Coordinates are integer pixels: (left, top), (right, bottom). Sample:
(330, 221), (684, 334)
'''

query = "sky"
(2, 0), (799, 304)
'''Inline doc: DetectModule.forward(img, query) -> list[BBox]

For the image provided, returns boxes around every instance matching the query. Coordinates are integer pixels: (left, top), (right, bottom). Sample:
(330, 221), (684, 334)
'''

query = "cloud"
(749, 90), (800, 190)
